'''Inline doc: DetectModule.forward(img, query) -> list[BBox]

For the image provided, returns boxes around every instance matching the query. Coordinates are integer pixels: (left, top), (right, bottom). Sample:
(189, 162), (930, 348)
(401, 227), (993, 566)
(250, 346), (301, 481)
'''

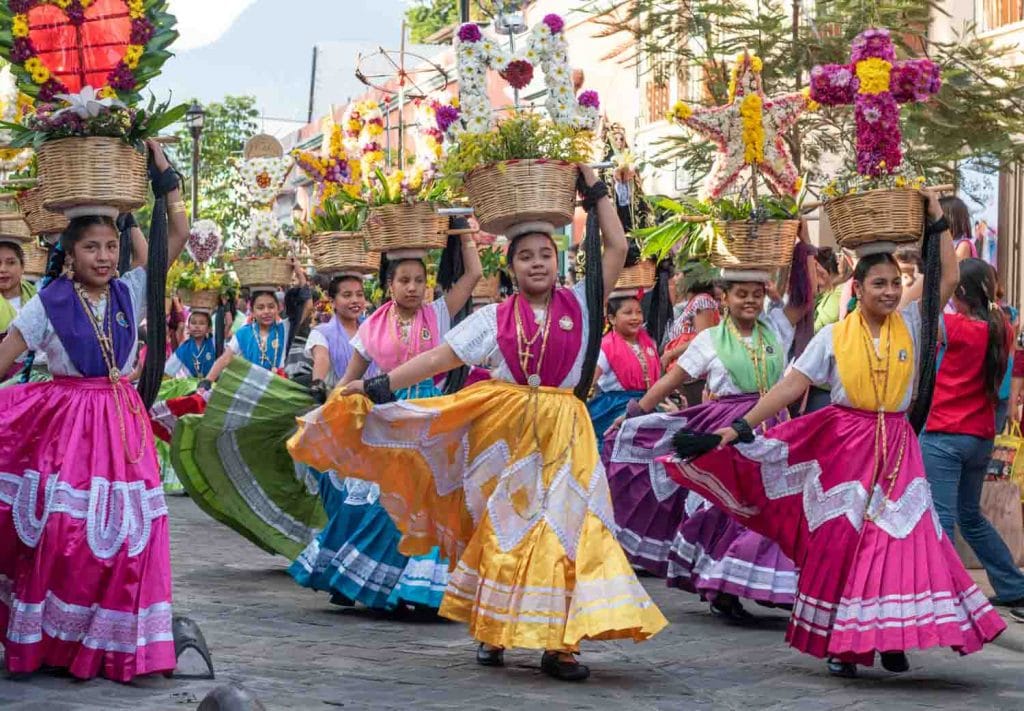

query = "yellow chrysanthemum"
(739, 93), (764, 164)
(367, 122), (383, 137)
(31, 68), (50, 85)
(16, 93), (34, 120)
(54, 0), (71, 9)
(801, 87), (820, 112)
(12, 15), (29, 39)
(667, 101), (692, 122)
(128, 0), (145, 19)
(97, 86), (118, 100)
(124, 45), (144, 70)
(24, 58), (42, 73)
(855, 57), (891, 95)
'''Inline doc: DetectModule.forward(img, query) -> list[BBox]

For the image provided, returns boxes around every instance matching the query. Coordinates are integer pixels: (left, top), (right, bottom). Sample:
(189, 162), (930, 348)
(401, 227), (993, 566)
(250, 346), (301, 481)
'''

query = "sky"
(151, 0), (409, 136)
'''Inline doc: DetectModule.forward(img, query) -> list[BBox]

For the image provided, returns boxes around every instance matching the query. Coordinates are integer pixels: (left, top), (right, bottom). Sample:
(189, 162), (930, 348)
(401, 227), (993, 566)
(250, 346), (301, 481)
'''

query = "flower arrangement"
(238, 154), (294, 206)
(820, 169), (926, 200)
(296, 192), (366, 235)
(186, 219), (222, 264)
(477, 243), (505, 277)
(291, 113), (362, 205)
(412, 94), (457, 178)
(454, 14), (600, 133)
(666, 52), (810, 200)
(175, 264), (228, 294)
(1, 87), (185, 148)
(0, 0), (178, 103)
(342, 99), (385, 175)
(810, 27), (940, 181)
(440, 112), (593, 184)
(0, 64), (32, 171)
(241, 208), (290, 257)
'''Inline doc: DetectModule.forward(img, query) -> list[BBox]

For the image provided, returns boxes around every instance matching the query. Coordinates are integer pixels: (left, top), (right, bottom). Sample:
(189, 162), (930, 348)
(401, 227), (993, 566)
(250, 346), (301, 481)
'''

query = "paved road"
(2, 496), (1024, 710)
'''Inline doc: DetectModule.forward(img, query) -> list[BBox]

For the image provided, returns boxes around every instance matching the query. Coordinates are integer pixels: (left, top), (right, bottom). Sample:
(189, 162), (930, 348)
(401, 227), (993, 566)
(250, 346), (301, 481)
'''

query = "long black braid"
(908, 224), (944, 433)
(440, 216), (471, 395)
(17, 239), (61, 382)
(116, 213), (135, 275)
(138, 158), (181, 410)
(643, 257), (673, 347)
(574, 176), (606, 402)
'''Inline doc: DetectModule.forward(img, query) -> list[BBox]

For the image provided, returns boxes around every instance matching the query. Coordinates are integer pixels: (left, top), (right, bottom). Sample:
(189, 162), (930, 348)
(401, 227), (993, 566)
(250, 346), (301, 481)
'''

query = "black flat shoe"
(709, 597), (756, 624)
(540, 651), (590, 681)
(476, 643), (504, 667)
(329, 593), (355, 607)
(827, 658), (857, 678)
(989, 595), (1024, 607)
(880, 651), (909, 673)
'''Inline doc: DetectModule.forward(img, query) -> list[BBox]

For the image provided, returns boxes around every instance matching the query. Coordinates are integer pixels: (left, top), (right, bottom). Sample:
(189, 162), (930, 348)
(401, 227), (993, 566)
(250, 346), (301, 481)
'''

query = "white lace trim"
(608, 413), (690, 502)
(668, 531), (797, 595)
(216, 363), (320, 545)
(341, 477), (380, 506)
(0, 576), (172, 652)
(0, 471), (167, 559)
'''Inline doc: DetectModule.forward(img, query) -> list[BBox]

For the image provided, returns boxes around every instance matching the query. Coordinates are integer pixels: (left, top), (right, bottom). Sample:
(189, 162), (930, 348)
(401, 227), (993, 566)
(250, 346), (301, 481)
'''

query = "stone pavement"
(3, 496), (1024, 711)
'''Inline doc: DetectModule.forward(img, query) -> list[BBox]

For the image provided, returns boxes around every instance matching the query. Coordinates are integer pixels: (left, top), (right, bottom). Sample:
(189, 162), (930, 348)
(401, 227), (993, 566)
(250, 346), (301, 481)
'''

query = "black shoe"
(880, 651), (909, 673)
(540, 651), (590, 681)
(826, 658), (857, 678)
(709, 596), (756, 624)
(329, 593), (355, 607)
(476, 643), (504, 667)
(989, 595), (1024, 607)
(1009, 608), (1024, 623)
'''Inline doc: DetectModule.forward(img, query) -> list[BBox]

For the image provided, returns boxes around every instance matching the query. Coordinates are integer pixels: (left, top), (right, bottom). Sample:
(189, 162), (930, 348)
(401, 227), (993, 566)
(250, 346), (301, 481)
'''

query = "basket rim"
(465, 158), (576, 181)
(822, 186), (924, 205)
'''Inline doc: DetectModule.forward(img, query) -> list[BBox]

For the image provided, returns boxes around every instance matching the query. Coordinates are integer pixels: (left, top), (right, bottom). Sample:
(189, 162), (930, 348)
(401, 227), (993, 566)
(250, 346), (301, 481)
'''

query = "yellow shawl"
(0, 280), (36, 333)
(832, 309), (914, 412)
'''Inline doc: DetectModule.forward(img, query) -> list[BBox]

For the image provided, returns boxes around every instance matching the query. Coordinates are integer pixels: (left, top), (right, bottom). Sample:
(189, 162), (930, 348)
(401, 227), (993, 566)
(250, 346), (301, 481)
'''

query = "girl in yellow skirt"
(288, 166), (667, 681)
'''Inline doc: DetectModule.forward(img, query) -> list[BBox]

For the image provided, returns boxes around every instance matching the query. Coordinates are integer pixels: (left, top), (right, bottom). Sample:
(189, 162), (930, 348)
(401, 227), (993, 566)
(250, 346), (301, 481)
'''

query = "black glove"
(116, 212), (137, 232)
(309, 379), (328, 405)
(576, 174), (608, 212)
(671, 430), (723, 460)
(196, 379), (212, 393)
(149, 162), (180, 198)
(364, 374), (396, 405)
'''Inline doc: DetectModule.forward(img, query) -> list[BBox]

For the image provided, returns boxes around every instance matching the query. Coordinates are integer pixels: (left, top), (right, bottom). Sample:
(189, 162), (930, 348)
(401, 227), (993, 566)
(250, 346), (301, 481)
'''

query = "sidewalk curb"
(993, 611), (1024, 653)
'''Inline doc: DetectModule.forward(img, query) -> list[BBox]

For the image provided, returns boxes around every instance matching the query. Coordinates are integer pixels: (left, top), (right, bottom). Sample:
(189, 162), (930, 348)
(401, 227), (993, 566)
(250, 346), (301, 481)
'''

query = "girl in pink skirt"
(668, 190), (1006, 676)
(0, 142), (189, 681)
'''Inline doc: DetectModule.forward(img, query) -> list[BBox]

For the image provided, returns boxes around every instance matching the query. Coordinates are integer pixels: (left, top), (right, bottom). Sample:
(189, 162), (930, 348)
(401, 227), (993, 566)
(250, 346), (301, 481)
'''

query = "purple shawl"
(497, 289), (582, 387)
(39, 276), (135, 377)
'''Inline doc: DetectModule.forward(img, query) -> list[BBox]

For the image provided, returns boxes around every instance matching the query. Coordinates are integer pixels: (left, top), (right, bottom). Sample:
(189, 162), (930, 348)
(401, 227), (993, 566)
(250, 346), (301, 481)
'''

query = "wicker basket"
(364, 202), (448, 253)
(0, 215), (31, 243)
(188, 289), (220, 311)
(823, 188), (924, 249)
(309, 230), (380, 275)
(472, 274), (501, 301)
(21, 240), (49, 277)
(710, 220), (798, 271)
(231, 256), (293, 289)
(0, 194), (20, 215)
(615, 261), (657, 291)
(37, 137), (149, 214)
(16, 187), (69, 236)
(463, 160), (578, 235)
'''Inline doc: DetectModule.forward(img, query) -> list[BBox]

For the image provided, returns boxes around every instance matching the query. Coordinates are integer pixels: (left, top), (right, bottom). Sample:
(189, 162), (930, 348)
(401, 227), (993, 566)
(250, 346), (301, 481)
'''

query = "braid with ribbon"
(17, 239), (61, 383)
(908, 222), (943, 433)
(574, 176), (606, 402)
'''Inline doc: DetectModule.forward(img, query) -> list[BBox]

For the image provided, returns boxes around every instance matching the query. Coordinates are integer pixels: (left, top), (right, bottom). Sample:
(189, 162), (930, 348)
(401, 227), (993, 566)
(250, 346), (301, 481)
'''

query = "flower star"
(53, 85), (126, 119)
(669, 53), (809, 199)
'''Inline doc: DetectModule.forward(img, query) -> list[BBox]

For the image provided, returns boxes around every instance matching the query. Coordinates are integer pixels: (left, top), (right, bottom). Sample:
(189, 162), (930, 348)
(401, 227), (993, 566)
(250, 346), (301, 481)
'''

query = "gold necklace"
(626, 338), (651, 389)
(391, 308), (420, 362)
(726, 316), (772, 395)
(254, 324), (279, 368)
(73, 282), (147, 464)
(514, 295), (552, 388)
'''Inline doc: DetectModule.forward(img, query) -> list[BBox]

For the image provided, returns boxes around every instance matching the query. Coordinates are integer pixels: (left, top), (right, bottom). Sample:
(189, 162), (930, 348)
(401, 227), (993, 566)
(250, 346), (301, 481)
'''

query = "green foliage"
(301, 193), (367, 234)
(583, 0), (1024, 200)
(170, 95), (260, 250)
(440, 113), (594, 184)
(405, 0), (459, 43)
(477, 244), (505, 277)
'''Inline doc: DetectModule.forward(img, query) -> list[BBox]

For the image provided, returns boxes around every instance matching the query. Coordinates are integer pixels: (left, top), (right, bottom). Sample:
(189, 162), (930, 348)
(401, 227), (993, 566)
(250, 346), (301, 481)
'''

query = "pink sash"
(356, 300), (439, 373)
(602, 329), (661, 391)
(496, 289), (582, 387)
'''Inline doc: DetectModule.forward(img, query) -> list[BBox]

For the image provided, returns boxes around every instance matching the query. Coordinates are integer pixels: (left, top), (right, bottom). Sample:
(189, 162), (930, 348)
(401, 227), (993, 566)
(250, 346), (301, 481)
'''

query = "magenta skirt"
(0, 377), (175, 681)
(666, 405), (1006, 662)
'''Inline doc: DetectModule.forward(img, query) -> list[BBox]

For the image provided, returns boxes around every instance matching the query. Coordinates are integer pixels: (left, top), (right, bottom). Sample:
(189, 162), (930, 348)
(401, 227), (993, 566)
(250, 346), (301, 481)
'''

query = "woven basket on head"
(615, 260), (656, 290)
(188, 289), (220, 311)
(17, 187), (69, 236)
(21, 240), (49, 277)
(0, 194), (20, 215)
(463, 159), (578, 236)
(364, 202), (448, 253)
(309, 230), (380, 275)
(0, 213), (31, 243)
(37, 137), (148, 214)
(823, 188), (924, 249)
(231, 256), (293, 289)
(472, 274), (501, 301)
(710, 220), (798, 271)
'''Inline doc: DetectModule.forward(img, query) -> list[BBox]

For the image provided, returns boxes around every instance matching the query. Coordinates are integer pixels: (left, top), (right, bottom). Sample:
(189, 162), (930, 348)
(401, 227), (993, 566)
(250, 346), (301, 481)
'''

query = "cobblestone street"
(3, 496), (1024, 710)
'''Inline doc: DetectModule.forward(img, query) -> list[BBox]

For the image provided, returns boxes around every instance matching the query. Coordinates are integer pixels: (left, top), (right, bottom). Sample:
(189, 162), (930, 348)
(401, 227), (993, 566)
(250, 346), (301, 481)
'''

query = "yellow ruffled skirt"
(288, 380), (667, 650)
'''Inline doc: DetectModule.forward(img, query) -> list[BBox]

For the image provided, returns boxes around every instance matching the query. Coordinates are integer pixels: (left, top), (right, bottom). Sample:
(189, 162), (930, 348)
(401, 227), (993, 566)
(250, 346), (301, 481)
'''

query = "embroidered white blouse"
(792, 303), (922, 412)
(446, 282), (590, 389)
(11, 268), (146, 378)
(675, 307), (795, 397)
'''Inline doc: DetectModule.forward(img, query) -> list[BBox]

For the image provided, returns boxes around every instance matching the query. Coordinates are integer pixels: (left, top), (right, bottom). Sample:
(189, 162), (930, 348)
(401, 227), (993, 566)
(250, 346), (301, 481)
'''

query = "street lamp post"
(185, 101), (206, 222)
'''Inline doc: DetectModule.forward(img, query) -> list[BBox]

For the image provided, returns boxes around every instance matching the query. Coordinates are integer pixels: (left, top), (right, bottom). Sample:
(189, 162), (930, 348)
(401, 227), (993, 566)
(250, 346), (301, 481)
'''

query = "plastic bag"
(988, 421), (1024, 481)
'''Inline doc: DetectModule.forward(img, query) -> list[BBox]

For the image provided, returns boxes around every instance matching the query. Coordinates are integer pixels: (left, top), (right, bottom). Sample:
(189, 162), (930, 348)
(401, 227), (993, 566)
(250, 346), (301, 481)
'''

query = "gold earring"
(65, 260), (75, 279)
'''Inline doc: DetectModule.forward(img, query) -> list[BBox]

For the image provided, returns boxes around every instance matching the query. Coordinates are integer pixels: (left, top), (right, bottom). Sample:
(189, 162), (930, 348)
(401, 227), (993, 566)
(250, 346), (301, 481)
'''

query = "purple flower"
(890, 59), (942, 103)
(851, 27), (896, 64)
(131, 18), (155, 45)
(108, 63), (137, 92)
(831, 68), (852, 87)
(67, 4), (85, 25)
(434, 104), (460, 133)
(809, 64), (855, 106)
(542, 14), (565, 35)
(457, 23), (482, 43)
(11, 38), (33, 63)
(9, 0), (34, 14)
(577, 90), (600, 109)
(854, 93), (902, 175)
(38, 79), (68, 103)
